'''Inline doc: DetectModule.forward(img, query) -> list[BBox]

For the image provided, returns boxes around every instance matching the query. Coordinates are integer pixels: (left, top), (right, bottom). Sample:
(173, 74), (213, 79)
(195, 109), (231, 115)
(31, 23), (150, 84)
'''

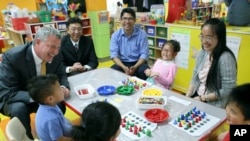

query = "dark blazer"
(61, 35), (98, 76)
(123, 0), (163, 12)
(0, 42), (69, 111)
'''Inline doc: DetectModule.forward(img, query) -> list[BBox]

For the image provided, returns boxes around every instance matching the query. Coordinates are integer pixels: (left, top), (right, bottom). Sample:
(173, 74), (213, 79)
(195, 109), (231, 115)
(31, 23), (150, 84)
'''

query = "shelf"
(24, 18), (92, 40)
(142, 24), (168, 62)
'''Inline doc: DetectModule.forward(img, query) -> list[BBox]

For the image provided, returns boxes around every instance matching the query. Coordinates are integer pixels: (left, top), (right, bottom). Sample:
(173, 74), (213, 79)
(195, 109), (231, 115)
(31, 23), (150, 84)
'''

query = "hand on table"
(194, 96), (202, 101)
(61, 87), (70, 98)
(72, 62), (86, 72)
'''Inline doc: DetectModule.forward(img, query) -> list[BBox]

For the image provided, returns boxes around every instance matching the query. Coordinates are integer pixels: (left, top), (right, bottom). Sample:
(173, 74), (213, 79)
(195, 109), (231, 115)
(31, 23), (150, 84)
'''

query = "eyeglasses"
(198, 35), (216, 42)
(121, 17), (135, 21)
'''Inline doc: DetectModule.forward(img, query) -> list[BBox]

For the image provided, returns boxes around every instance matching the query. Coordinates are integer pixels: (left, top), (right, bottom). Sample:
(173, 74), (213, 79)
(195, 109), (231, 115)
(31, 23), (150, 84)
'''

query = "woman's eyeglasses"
(198, 35), (216, 42)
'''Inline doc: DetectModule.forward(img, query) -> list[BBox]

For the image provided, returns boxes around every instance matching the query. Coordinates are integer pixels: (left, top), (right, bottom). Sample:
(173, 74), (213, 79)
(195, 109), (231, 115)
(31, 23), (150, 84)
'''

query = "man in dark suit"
(0, 27), (70, 139)
(61, 17), (98, 76)
(123, 0), (163, 12)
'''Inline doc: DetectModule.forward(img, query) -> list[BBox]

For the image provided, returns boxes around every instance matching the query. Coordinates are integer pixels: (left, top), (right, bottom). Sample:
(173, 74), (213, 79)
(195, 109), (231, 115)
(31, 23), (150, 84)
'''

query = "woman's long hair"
(201, 18), (236, 96)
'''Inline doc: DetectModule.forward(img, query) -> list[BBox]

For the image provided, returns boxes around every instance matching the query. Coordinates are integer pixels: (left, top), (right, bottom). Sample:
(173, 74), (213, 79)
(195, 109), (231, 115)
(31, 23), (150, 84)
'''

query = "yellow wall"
(85, 0), (107, 11)
(0, 0), (37, 25)
(168, 24), (250, 93)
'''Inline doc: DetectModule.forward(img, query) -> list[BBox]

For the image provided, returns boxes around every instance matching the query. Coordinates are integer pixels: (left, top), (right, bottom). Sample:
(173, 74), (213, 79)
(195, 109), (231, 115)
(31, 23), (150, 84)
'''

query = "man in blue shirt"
(110, 8), (149, 80)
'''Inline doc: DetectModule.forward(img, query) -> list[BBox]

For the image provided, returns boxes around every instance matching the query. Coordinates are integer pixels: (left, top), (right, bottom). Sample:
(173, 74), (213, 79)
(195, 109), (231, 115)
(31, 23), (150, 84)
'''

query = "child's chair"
(5, 117), (34, 141)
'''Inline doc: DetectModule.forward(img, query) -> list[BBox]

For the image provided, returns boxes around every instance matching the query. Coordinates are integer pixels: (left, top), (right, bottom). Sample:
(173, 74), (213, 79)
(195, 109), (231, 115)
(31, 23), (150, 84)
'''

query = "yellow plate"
(143, 88), (162, 96)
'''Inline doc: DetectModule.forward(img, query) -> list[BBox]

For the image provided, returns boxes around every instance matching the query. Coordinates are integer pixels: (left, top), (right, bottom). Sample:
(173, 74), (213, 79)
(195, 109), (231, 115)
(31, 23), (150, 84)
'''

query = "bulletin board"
(167, 24), (201, 93)
(168, 24), (250, 93)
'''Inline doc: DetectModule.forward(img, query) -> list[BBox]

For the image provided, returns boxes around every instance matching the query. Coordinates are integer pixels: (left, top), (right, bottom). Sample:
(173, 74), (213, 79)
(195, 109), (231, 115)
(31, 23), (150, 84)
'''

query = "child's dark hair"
(71, 102), (121, 141)
(66, 17), (83, 28)
(27, 74), (59, 104)
(226, 83), (250, 120)
(163, 40), (181, 52)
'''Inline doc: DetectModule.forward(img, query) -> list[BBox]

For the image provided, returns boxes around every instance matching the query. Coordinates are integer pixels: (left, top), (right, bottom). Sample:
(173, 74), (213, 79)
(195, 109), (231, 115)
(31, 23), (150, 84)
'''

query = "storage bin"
(145, 26), (155, 36)
(11, 17), (29, 31)
(149, 48), (155, 57)
(82, 28), (92, 35)
(36, 11), (52, 22)
(82, 19), (90, 26)
(148, 37), (155, 47)
(157, 38), (167, 48)
(156, 27), (167, 38)
(57, 22), (67, 30)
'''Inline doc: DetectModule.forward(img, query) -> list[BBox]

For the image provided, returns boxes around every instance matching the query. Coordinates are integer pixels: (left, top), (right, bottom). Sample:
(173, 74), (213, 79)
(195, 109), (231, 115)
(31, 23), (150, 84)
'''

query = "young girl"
(71, 102), (121, 141)
(144, 40), (181, 89)
(217, 83), (250, 141)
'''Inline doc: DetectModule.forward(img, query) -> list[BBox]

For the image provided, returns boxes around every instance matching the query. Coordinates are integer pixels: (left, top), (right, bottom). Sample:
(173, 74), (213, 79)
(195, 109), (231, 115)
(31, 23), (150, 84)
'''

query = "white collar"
(70, 38), (79, 46)
(32, 45), (43, 65)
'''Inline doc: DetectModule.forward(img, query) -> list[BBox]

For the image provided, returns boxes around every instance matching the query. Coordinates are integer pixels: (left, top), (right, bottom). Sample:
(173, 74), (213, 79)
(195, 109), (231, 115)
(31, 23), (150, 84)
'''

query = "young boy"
(217, 83), (250, 141)
(27, 74), (72, 141)
(144, 40), (181, 89)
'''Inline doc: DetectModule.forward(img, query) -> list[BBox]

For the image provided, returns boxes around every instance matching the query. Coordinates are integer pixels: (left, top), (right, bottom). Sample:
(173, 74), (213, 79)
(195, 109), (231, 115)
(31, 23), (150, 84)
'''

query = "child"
(27, 74), (72, 141)
(144, 40), (181, 89)
(217, 83), (250, 141)
(71, 101), (121, 141)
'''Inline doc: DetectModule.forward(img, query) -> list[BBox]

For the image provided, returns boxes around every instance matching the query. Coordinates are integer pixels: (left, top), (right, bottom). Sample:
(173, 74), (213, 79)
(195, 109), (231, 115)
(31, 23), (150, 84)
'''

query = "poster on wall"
(226, 36), (241, 60)
(46, 0), (68, 15)
(171, 28), (191, 69)
(150, 4), (165, 24)
(98, 11), (109, 24)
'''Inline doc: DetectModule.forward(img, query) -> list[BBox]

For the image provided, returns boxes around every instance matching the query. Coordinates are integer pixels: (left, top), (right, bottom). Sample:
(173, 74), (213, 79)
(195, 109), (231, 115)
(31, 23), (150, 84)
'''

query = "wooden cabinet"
(24, 18), (92, 41)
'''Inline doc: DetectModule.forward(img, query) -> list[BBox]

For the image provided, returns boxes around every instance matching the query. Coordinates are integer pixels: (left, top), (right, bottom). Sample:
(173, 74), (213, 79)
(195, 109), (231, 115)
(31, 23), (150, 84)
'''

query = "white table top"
(65, 68), (226, 141)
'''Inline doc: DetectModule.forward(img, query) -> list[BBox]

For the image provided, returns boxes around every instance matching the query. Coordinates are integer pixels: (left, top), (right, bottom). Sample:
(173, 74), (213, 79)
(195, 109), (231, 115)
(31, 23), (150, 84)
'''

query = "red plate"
(144, 108), (169, 123)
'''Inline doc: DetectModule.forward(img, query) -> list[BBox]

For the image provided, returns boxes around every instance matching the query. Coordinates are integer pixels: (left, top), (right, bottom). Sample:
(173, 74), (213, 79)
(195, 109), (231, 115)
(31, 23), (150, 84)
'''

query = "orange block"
(86, 0), (107, 11)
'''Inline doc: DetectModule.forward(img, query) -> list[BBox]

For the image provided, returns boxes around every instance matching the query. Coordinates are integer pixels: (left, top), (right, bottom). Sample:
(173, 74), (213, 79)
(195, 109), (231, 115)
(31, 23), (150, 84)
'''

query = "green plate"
(116, 86), (134, 95)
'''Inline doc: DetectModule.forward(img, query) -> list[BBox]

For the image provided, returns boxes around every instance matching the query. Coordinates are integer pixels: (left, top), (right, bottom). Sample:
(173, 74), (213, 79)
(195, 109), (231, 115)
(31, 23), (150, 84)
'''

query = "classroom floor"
(0, 59), (114, 140)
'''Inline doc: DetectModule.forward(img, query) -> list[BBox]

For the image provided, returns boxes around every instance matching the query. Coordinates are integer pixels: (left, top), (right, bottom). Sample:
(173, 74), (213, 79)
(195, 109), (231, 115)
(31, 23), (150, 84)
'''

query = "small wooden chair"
(5, 117), (35, 141)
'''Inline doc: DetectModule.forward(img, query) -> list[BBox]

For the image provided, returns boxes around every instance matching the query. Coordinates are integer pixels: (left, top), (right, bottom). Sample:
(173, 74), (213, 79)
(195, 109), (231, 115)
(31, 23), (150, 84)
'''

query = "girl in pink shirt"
(144, 40), (180, 89)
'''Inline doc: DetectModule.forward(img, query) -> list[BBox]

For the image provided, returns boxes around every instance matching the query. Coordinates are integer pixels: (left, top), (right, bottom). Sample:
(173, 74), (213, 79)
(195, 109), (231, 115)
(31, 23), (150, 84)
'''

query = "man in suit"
(123, 0), (163, 12)
(61, 17), (98, 76)
(0, 27), (70, 139)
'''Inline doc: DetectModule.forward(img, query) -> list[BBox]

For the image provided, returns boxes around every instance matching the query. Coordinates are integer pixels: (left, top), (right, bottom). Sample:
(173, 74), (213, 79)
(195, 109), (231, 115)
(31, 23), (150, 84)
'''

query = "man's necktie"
(74, 43), (78, 52)
(41, 61), (46, 75)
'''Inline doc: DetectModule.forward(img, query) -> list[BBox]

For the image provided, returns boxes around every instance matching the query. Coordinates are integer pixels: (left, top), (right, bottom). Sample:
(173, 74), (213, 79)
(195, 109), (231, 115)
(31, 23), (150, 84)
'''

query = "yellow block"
(85, 0), (107, 11)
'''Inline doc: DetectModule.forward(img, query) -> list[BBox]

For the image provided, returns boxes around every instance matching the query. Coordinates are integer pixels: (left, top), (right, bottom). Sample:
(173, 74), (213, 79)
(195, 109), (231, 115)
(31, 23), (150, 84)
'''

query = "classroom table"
(64, 68), (226, 141)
